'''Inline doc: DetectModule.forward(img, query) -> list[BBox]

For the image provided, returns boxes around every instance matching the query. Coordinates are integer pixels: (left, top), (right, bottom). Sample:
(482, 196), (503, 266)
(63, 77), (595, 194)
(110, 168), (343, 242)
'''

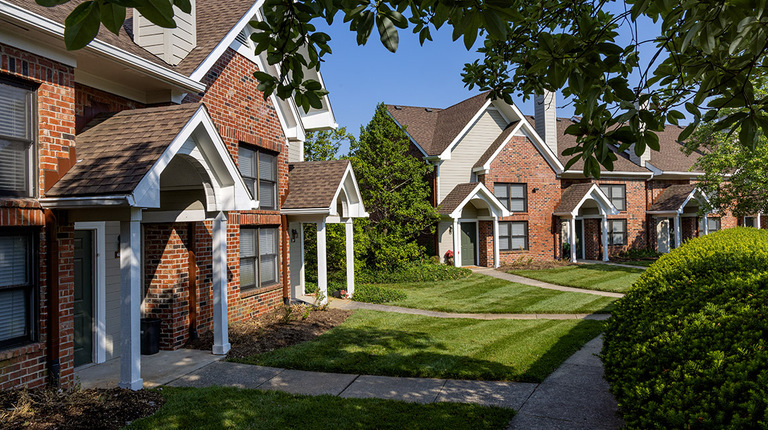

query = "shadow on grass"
(234, 316), (605, 383)
(129, 387), (515, 430)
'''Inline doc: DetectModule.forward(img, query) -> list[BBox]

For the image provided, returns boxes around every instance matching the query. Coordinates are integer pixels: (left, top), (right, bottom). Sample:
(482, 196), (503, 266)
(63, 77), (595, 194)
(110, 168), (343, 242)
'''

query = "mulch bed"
(186, 304), (353, 359)
(0, 387), (164, 430)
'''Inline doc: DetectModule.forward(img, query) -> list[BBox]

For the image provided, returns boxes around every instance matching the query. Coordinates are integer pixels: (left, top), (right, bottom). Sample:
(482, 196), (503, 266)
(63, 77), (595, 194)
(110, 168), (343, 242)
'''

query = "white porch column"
(345, 220), (354, 296)
(759, 213), (762, 229)
(569, 217), (577, 262)
(703, 214), (710, 235)
(674, 214), (682, 248)
(316, 219), (328, 305)
(212, 212), (230, 355)
(493, 217), (500, 268)
(601, 215), (610, 261)
(452, 218), (460, 267)
(119, 208), (142, 390)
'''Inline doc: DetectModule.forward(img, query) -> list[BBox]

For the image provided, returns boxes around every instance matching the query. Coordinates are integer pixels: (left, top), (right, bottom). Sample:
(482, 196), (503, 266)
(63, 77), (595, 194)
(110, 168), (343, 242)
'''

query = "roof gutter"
(0, 1), (206, 93)
(39, 195), (135, 208)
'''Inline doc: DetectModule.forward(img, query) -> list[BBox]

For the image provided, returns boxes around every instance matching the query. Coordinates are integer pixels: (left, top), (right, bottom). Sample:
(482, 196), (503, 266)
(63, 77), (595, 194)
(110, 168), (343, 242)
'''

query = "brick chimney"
(534, 91), (558, 156)
(134, 0), (196, 66)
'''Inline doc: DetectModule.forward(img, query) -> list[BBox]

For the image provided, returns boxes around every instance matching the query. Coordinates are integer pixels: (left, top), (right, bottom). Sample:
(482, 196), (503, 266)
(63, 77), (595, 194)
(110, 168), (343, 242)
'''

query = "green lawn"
(363, 273), (616, 314)
(509, 264), (643, 293)
(614, 259), (656, 267)
(129, 387), (515, 430)
(237, 310), (605, 383)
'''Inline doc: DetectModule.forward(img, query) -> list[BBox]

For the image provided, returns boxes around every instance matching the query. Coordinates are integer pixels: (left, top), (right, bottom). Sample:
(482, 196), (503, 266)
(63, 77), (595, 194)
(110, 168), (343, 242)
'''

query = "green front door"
(460, 222), (477, 266)
(74, 230), (94, 367)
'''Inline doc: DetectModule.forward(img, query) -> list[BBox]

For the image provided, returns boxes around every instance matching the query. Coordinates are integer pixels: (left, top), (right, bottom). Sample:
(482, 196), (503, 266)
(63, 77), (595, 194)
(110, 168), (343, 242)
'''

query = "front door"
(575, 219), (584, 260)
(657, 219), (670, 253)
(74, 230), (94, 367)
(460, 222), (477, 266)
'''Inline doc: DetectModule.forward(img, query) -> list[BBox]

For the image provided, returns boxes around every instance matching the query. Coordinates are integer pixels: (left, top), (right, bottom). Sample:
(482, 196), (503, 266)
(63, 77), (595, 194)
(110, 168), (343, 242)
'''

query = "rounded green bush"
(602, 228), (768, 429)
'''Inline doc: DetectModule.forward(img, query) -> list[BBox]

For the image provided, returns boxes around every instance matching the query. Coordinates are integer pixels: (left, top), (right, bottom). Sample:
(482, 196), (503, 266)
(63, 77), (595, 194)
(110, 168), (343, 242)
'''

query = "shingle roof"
(648, 184), (698, 212)
(283, 160), (350, 210)
(438, 183), (481, 215)
(473, 122), (519, 169)
(554, 183), (596, 214)
(46, 103), (202, 197)
(5, 0), (256, 76)
(386, 92), (491, 156)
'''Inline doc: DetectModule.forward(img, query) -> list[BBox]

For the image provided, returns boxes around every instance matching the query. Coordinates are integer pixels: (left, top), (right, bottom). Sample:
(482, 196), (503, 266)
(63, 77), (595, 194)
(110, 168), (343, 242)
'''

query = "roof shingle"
(438, 183), (481, 215)
(554, 183), (595, 214)
(283, 160), (350, 210)
(648, 184), (698, 212)
(46, 103), (202, 197)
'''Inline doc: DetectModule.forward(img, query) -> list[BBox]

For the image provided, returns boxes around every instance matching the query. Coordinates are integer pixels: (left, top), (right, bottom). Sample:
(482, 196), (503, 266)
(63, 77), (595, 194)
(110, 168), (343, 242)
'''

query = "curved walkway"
(329, 298), (610, 321)
(473, 267), (625, 298)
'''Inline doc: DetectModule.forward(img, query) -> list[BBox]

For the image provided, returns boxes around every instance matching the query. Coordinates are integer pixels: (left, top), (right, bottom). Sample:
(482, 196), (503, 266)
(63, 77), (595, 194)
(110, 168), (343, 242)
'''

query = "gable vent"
(235, 29), (250, 46)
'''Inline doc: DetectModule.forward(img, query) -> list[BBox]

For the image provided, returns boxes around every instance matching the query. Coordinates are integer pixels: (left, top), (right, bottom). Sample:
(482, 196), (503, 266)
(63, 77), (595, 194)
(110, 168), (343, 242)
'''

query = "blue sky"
(315, 7), (663, 154)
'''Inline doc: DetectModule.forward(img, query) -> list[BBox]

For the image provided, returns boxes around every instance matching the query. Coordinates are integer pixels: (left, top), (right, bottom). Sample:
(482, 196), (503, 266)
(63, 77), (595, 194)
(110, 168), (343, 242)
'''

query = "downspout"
(44, 209), (60, 388)
(281, 215), (290, 304)
(186, 222), (198, 340)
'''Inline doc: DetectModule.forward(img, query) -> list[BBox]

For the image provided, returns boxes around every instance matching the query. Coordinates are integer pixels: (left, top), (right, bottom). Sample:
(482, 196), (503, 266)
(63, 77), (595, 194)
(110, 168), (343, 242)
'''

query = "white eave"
(0, 0), (205, 93)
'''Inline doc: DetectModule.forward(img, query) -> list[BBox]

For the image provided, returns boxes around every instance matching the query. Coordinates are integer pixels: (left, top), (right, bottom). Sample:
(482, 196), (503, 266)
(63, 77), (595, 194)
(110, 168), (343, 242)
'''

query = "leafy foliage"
(350, 103), (440, 272)
(602, 228), (768, 429)
(351, 283), (407, 304)
(49, 0), (768, 177)
(303, 126), (352, 162)
(356, 260), (471, 284)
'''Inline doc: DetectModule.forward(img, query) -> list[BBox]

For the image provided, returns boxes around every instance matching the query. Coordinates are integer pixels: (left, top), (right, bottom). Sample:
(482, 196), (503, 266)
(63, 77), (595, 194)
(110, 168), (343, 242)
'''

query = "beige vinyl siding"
(438, 221), (453, 261)
(104, 222), (121, 360)
(134, 1), (196, 66)
(288, 140), (303, 163)
(438, 109), (507, 202)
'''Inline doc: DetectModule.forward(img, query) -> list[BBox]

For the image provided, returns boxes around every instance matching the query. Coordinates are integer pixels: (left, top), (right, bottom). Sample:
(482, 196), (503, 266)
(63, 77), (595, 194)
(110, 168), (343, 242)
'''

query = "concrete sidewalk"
(473, 268), (625, 298)
(329, 299), (611, 321)
(507, 336), (623, 429)
(167, 362), (538, 409)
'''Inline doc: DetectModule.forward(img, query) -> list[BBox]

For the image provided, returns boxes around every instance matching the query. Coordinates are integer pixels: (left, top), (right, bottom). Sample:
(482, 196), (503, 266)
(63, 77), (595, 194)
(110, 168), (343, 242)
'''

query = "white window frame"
(238, 144), (278, 210)
(0, 78), (36, 198)
(600, 184), (626, 212)
(239, 226), (280, 292)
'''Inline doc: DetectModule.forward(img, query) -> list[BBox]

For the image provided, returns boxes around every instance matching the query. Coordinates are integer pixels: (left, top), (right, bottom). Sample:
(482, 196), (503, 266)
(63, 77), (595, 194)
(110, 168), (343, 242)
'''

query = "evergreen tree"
(351, 103), (439, 272)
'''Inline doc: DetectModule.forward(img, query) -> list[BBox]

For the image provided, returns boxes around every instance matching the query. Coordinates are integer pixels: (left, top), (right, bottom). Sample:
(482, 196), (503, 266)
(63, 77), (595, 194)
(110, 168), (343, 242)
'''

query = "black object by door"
(460, 222), (478, 266)
(74, 230), (94, 367)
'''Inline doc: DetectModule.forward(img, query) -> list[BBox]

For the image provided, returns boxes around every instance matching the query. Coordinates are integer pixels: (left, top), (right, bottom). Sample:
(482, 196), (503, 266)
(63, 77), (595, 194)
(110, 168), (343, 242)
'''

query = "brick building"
(387, 91), (740, 267)
(0, 0), (365, 391)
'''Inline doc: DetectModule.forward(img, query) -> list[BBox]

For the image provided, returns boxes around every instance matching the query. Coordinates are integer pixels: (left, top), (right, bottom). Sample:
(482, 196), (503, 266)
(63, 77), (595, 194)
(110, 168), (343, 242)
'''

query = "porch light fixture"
(532, 187), (540, 193)
(291, 229), (298, 242)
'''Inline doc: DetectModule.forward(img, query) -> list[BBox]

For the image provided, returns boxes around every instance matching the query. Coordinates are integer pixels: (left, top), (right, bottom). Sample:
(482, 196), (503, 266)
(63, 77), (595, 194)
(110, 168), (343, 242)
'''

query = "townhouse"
(0, 0), (365, 391)
(387, 92), (742, 267)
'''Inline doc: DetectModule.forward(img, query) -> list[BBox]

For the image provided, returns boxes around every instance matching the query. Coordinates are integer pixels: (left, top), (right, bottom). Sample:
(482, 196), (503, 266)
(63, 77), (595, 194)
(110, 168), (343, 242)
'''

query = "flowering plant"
(445, 250), (454, 258)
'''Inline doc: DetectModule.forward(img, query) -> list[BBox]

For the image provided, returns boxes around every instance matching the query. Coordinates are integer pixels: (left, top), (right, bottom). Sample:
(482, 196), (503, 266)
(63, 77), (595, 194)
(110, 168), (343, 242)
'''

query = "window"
(707, 218), (721, 232)
(0, 79), (35, 197)
(744, 216), (756, 228)
(499, 221), (528, 251)
(239, 227), (279, 291)
(494, 183), (527, 212)
(0, 231), (35, 348)
(607, 219), (627, 246)
(600, 184), (626, 211)
(238, 145), (277, 210)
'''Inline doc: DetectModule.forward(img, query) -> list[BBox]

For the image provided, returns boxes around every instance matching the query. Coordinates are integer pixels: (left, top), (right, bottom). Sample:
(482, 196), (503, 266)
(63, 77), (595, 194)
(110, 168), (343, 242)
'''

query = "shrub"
(602, 228), (768, 429)
(357, 260), (471, 284)
(352, 284), (407, 304)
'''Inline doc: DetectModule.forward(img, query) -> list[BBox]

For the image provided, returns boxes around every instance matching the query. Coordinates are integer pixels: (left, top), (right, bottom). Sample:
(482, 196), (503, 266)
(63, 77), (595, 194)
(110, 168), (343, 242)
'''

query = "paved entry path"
(472, 267), (625, 298)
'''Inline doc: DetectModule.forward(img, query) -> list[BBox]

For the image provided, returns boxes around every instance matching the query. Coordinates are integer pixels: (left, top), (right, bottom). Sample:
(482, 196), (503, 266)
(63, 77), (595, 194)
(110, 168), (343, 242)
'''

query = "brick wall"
(188, 48), (289, 319)
(75, 83), (144, 132)
(1, 43), (76, 390)
(483, 135), (562, 264)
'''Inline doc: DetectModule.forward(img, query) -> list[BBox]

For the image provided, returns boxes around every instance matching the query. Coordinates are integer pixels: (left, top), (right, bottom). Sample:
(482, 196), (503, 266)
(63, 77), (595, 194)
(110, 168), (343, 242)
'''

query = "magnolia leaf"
(64, 2), (101, 50)
(99, 2), (126, 35)
(376, 14), (398, 53)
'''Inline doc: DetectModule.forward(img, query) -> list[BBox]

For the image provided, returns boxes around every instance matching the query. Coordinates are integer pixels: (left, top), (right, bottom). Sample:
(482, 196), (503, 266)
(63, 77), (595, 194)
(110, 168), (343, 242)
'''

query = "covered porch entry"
(41, 104), (253, 389)
(555, 183), (619, 263)
(648, 184), (714, 253)
(437, 183), (509, 267)
(282, 160), (368, 304)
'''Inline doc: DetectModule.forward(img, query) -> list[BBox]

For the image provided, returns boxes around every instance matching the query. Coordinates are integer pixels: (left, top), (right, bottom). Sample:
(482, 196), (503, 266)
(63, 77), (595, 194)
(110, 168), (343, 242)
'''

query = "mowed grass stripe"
(509, 264), (643, 293)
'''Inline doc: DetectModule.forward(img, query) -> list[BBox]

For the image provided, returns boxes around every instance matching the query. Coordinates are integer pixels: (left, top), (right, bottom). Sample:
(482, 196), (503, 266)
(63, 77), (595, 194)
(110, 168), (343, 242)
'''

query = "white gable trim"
(0, 1), (205, 93)
(132, 106), (255, 211)
(438, 99), (492, 160)
(328, 163), (369, 218)
(472, 121), (525, 174)
(188, 0), (266, 81)
(554, 183), (618, 217)
(447, 183), (510, 219)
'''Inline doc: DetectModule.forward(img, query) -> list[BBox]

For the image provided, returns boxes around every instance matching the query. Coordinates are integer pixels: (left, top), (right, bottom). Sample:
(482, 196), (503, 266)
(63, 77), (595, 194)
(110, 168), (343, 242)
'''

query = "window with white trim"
(0, 231), (35, 348)
(0, 79), (35, 197)
(238, 145), (277, 210)
(708, 218), (721, 232)
(608, 219), (627, 246)
(239, 227), (279, 292)
(499, 221), (528, 251)
(600, 184), (626, 211)
(744, 216), (756, 228)
(494, 183), (527, 212)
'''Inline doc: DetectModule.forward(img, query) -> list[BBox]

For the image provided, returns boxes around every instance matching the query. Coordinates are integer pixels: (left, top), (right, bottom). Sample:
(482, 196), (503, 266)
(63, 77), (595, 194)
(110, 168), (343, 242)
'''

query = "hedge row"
(602, 228), (768, 429)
